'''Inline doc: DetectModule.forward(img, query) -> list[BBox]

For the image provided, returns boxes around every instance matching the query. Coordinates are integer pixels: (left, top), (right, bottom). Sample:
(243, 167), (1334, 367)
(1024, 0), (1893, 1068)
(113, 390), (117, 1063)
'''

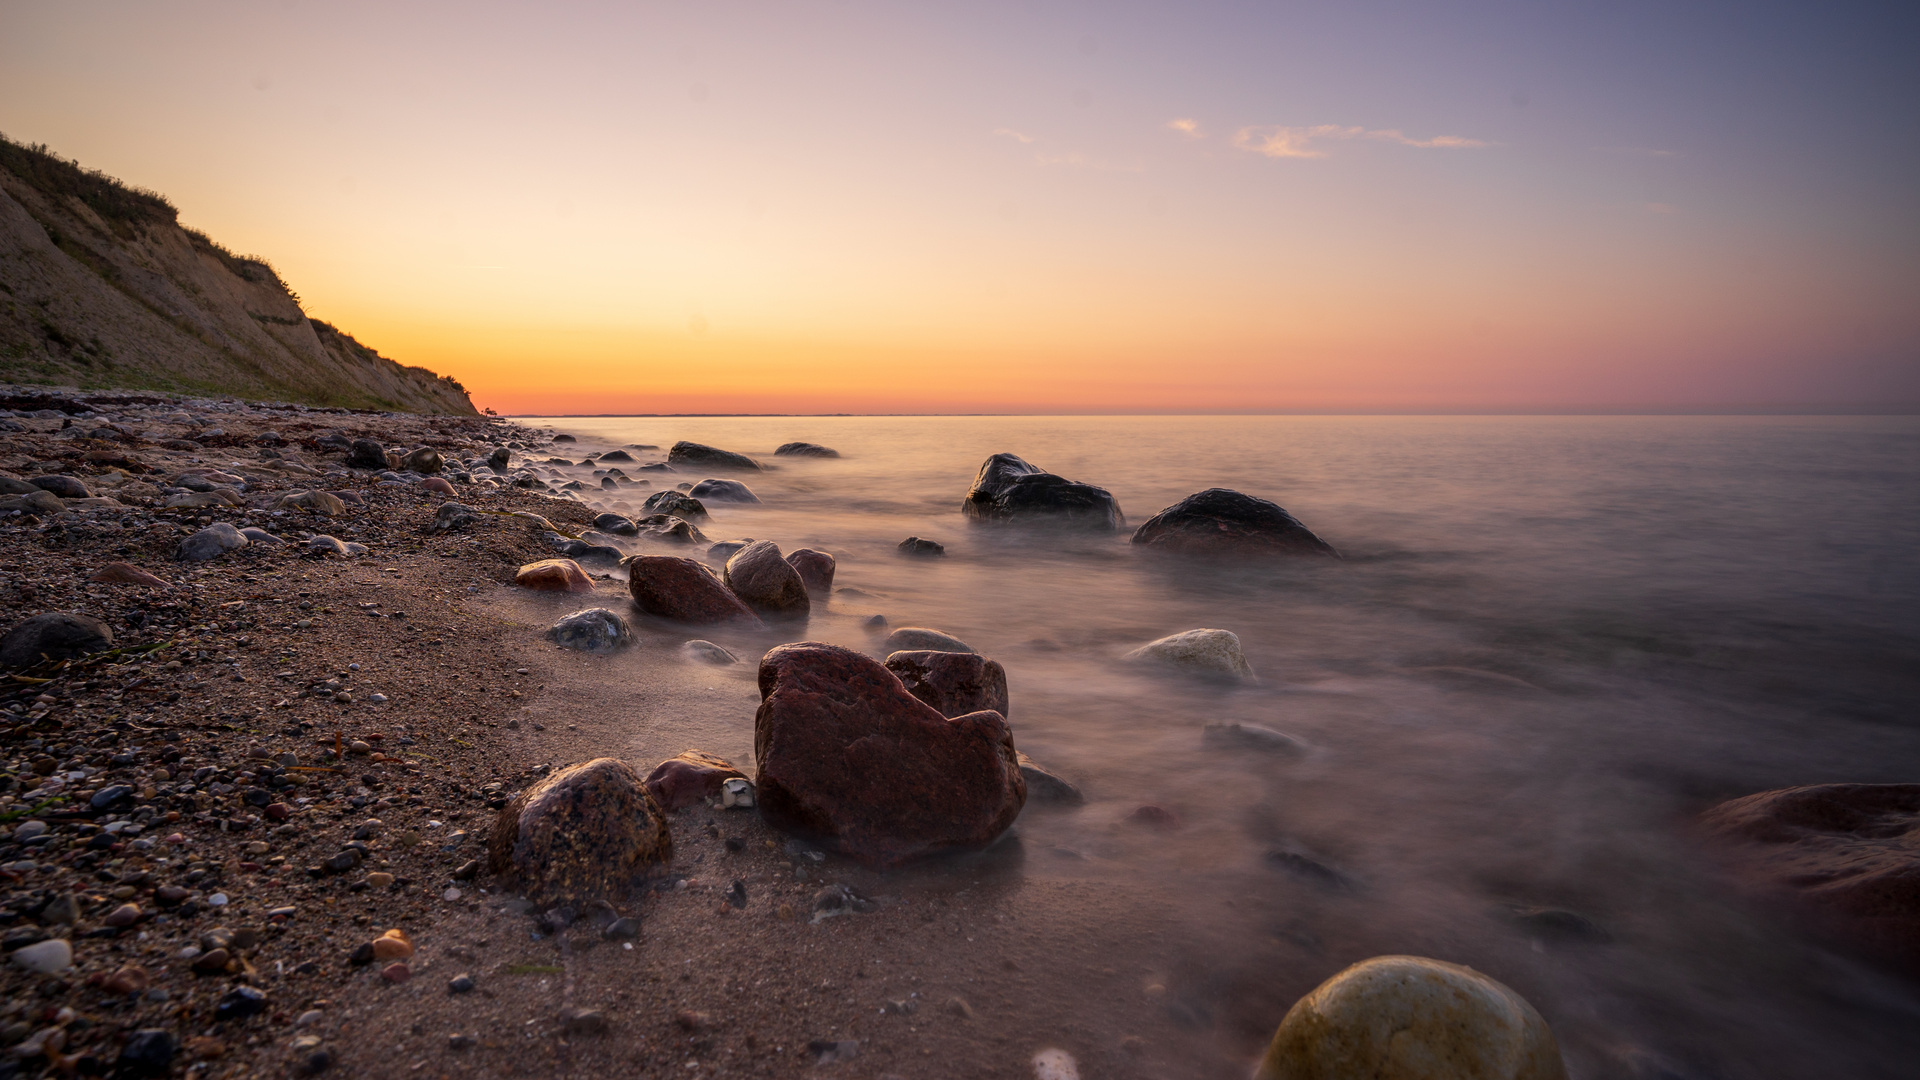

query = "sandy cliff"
(0, 137), (474, 414)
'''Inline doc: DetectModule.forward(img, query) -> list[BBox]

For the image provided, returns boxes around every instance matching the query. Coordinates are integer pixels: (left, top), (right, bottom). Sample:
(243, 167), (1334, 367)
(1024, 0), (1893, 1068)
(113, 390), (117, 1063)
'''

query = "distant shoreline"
(507, 408), (1920, 418)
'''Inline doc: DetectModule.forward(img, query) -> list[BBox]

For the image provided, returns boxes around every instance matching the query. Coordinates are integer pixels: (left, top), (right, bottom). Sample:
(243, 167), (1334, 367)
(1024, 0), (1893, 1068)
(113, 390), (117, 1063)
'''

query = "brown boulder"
(724, 541), (810, 617)
(402, 447), (444, 474)
(627, 555), (763, 625)
(753, 642), (1024, 867)
(785, 548), (836, 595)
(645, 750), (748, 811)
(1703, 783), (1920, 970)
(275, 489), (347, 516)
(515, 558), (594, 594)
(89, 563), (168, 588)
(488, 758), (673, 905)
(884, 650), (1009, 719)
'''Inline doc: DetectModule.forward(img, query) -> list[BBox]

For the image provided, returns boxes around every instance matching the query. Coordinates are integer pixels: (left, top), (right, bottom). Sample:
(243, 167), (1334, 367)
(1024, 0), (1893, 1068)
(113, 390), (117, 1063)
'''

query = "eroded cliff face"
(0, 139), (474, 414)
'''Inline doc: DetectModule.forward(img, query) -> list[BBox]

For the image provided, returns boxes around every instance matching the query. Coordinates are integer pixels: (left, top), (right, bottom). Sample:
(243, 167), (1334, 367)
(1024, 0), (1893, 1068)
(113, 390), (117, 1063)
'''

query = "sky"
(2, 0), (1917, 414)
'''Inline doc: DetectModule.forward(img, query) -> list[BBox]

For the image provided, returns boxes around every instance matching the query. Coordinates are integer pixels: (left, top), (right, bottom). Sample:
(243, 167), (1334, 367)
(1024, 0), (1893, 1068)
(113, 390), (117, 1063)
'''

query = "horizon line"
(503, 406), (1920, 418)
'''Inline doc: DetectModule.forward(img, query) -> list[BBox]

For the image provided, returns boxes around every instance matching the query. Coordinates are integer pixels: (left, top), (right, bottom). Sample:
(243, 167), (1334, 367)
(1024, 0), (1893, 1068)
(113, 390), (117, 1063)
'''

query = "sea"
(519, 413), (1920, 1077)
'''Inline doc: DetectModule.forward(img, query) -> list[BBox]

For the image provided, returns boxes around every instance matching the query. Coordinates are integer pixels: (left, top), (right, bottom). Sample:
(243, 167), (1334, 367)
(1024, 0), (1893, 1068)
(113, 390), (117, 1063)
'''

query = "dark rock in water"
(863, 614), (888, 631)
(1, 612), (114, 669)
(571, 544), (626, 568)
(775, 442), (840, 458)
(898, 536), (945, 557)
(176, 522), (247, 562)
(347, 438), (388, 470)
(430, 502), (478, 534)
(1016, 753), (1083, 805)
(882, 627), (973, 654)
(488, 758), (673, 905)
(487, 447), (511, 470)
(29, 475), (89, 499)
(641, 490), (710, 522)
(885, 650), (1009, 719)
(1506, 907), (1610, 943)
(552, 433), (576, 443)
(598, 449), (636, 463)
(1131, 488), (1336, 557)
(962, 453), (1124, 530)
(637, 462), (678, 473)
(753, 642), (1024, 867)
(627, 555), (764, 625)
(1129, 804), (1182, 830)
(592, 512), (638, 536)
(786, 548), (836, 595)
(668, 441), (761, 471)
(707, 538), (755, 561)
(690, 478), (760, 504)
(645, 750), (748, 811)
(546, 608), (634, 653)
(724, 541), (810, 618)
(635, 514), (709, 544)
(1703, 783), (1920, 971)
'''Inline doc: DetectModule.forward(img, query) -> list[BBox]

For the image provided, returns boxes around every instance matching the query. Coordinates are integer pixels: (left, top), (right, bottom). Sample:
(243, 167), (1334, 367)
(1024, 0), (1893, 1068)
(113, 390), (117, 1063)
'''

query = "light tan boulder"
(1124, 628), (1253, 679)
(1255, 955), (1566, 1080)
(276, 489), (348, 516)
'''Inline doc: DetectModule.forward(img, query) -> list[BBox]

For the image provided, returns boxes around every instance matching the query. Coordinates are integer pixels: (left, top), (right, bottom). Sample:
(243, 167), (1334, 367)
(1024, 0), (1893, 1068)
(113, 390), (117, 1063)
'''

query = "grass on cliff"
(0, 133), (177, 236)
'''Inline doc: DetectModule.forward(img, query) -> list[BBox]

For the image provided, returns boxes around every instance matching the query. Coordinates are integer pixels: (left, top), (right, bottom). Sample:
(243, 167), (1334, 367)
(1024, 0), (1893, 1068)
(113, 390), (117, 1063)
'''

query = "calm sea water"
(521, 414), (1920, 1077)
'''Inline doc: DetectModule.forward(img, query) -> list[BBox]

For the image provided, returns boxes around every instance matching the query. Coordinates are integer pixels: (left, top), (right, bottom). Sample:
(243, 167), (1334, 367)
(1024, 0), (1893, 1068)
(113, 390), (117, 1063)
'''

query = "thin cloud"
(1232, 124), (1491, 159)
(992, 127), (1038, 144)
(1166, 117), (1204, 138)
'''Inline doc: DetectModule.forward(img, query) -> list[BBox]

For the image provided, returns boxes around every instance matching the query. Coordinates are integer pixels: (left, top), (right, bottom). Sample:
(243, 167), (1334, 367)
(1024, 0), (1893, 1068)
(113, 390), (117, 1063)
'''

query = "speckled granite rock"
(785, 548), (836, 595)
(885, 650), (1009, 720)
(724, 541), (810, 618)
(1124, 628), (1254, 679)
(488, 758), (673, 905)
(627, 555), (764, 626)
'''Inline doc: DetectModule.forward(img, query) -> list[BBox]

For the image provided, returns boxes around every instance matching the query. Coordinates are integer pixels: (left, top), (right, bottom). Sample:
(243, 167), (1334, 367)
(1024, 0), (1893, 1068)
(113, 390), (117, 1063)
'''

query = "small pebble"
(1033, 1047), (1080, 1080)
(103, 903), (143, 928)
(10, 939), (70, 974)
(295, 1010), (324, 1028)
(365, 873), (395, 888)
(448, 973), (476, 994)
(207, 892), (230, 907)
(382, 962), (412, 983)
(442, 887), (462, 902)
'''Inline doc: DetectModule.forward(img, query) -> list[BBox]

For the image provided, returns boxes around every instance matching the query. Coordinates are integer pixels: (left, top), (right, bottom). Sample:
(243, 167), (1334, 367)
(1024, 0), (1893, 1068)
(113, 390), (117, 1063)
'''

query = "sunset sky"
(3, 1), (1916, 414)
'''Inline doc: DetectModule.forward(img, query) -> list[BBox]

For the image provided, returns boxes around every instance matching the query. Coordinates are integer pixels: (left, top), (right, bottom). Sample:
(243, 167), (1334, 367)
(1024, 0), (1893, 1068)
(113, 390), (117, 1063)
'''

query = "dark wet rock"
(515, 559), (595, 594)
(785, 548), (836, 595)
(597, 449), (636, 463)
(627, 555), (764, 625)
(1, 612), (113, 669)
(29, 475), (89, 499)
(547, 608), (634, 653)
(117, 1029), (177, 1076)
(1129, 804), (1182, 830)
(775, 441), (840, 458)
(724, 541), (810, 618)
(962, 453), (1124, 530)
(487, 447), (511, 470)
(640, 490), (710, 522)
(1506, 907), (1610, 943)
(885, 650), (1009, 719)
(402, 447), (443, 474)
(881, 627), (973, 654)
(570, 544), (626, 568)
(637, 462), (677, 473)
(690, 478), (760, 504)
(1703, 783), (1920, 970)
(346, 439), (388, 469)
(1131, 488), (1336, 557)
(645, 750), (749, 811)
(175, 522), (248, 561)
(1016, 753), (1084, 805)
(1203, 722), (1306, 754)
(215, 985), (267, 1021)
(634, 514), (709, 544)
(707, 538), (754, 561)
(753, 642), (1024, 867)
(669, 441), (761, 471)
(430, 502), (478, 533)
(488, 758), (673, 905)
(897, 536), (945, 557)
(0, 488), (63, 514)
(592, 513), (638, 536)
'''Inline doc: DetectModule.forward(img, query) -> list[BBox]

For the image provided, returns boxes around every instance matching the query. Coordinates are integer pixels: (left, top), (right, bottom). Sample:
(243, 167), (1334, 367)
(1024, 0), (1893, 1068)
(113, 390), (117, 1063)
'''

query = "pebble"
(296, 1010), (324, 1028)
(12, 820), (47, 841)
(448, 973), (476, 994)
(215, 986), (267, 1021)
(10, 939), (71, 974)
(365, 872), (395, 888)
(449, 1034), (477, 1050)
(443, 887), (463, 902)
(191, 949), (232, 974)
(118, 1030), (178, 1076)
(104, 903), (143, 928)
(1033, 1048), (1081, 1080)
(207, 892), (230, 906)
(371, 929), (415, 961)
(382, 962), (412, 984)
(603, 917), (641, 940)
(103, 963), (151, 995)
(945, 996), (975, 1020)
(564, 1008), (609, 1035)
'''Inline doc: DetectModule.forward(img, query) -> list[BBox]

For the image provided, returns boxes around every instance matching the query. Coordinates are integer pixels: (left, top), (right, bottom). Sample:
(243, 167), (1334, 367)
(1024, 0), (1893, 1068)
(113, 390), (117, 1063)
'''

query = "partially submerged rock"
(689, 478), (760, 504)
(546, 608), (634, 653)
(627, 555), (763, 626)
(668, 441), (761, 471)
(753, 642), (1024, 867)
(1126, 629), (1254, 680)
(488, 758), (673, 905)
(635, 515), (709, 544)
(592, 512), (639, 536)
(1131, 488), (1336, 558)
(644, 751), (749, 811)
(962, 453), (1124, 531)
(641, 490), (710, 522)
(882, 627), (974, 654)
(1254, 955), (1566, 1080)
(681, 640), (738, 666)
(1702, 783), (1920, 970)
(175, 523), (247, 562)
(785, 548), (836, 595)
(885, 650), (1009, 719)
(774, 441), (839, 458)
(897, 536), (944, 557)
(1, 613), (113, 669)
(724, 541), (810, 618)
(1203, 722), (1305, 754)
(1016, 753), (1084, 805)
(515, 559), (595, 594)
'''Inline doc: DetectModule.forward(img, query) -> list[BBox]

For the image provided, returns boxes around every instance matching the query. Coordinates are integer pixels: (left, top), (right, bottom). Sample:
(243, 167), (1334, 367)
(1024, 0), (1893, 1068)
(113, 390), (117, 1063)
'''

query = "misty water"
(520, 414), (1920, 1078)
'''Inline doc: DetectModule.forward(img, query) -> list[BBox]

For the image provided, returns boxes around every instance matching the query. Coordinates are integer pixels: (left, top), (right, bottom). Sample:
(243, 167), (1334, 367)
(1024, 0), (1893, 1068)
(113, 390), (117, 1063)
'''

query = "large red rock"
(515, 558), (594, 593)
(785, 548), (836, 595)
(488, 758), (673, 905)
(884, 650), (1009, 719)
(753, 642), (1024, 867)
(724, 541), (809, 617)
(645, 750), (748, 811)
(627, 555), (763, 625)
(1703, 783), (1920, 970)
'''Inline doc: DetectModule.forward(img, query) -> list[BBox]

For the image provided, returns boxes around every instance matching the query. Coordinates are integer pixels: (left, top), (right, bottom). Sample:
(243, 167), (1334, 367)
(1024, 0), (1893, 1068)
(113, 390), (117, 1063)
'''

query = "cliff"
(0, 136), (475, 414)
